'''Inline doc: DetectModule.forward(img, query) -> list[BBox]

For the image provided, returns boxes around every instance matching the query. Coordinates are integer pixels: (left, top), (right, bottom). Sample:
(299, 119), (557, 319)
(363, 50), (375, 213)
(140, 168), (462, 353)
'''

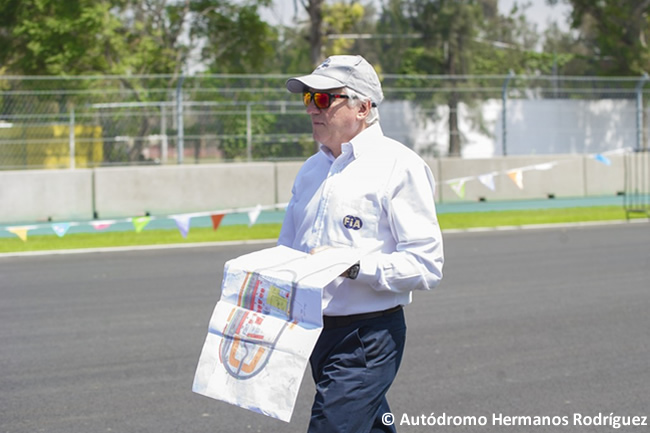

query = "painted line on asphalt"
(0, 239), (278, 258)
(1, 219), (647, 258)
(442, 218), (647, 234)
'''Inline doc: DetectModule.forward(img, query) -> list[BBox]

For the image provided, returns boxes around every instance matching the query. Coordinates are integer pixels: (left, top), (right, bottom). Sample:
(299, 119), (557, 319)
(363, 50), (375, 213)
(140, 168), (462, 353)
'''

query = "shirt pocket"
(328, 197), (381, 248)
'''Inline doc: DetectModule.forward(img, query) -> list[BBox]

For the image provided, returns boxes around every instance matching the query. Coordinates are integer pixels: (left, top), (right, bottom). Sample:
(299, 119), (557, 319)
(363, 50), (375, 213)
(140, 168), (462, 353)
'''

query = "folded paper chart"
(192, 245), (361, 422)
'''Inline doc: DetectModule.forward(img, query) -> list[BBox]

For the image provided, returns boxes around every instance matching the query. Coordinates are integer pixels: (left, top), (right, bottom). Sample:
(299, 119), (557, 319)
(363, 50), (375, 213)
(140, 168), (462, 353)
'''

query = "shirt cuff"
(356, 254), (383, 291)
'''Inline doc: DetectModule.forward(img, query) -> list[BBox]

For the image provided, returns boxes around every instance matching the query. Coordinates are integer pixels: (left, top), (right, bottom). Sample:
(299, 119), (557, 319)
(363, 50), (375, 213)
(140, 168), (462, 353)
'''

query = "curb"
(0, 219), (647, 259)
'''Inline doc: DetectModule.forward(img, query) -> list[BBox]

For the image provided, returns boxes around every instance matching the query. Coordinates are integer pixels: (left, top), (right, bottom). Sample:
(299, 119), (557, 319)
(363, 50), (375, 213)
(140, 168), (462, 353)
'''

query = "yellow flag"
(8, 227), (29, 242)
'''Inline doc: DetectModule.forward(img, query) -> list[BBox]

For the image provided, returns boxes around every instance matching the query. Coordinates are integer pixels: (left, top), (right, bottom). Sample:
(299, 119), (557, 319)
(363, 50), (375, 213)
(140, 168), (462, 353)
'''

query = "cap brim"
(286, 74), (346, 93)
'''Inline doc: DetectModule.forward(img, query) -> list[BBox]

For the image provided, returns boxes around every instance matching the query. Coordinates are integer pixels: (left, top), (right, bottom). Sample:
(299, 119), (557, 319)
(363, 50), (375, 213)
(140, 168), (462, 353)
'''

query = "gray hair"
(344, 88), (380, 125)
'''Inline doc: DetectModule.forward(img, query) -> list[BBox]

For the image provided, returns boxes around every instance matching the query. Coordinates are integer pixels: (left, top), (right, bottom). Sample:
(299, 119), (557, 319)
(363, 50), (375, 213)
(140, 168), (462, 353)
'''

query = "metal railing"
(1, 74), (648, 169)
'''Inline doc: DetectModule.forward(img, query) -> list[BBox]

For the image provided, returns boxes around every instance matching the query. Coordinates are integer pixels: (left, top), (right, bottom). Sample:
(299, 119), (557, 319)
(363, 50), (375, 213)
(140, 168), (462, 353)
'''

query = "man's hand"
(309, 245), (332, 255)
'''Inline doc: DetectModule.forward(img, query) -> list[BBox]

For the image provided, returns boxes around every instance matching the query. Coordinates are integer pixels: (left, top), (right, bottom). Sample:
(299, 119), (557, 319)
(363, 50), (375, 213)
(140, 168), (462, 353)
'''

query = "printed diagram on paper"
(192, 245), (361, 422)
(239, 272), (294, 319)
(219, 272), (300, 381)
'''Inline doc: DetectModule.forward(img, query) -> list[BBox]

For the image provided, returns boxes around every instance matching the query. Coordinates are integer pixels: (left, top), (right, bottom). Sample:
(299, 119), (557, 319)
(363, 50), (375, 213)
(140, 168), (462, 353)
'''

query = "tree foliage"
(1, 0), (648, 161)
(0, 0), (276, 76)
(190, 0), (276, 73)
(0, 0), (123, 75)
(556, 0), (650, 75)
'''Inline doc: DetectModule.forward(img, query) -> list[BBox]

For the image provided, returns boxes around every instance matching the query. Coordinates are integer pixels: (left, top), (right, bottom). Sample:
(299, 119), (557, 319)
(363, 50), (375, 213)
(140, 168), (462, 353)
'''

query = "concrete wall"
(584, 155), (626, 196)
(0, 155), (627, 224)
(434, 154), (625, 202)
(93, 163), (277, 218)
(275, 161), (303, 204)
(0, 169), (94, 223)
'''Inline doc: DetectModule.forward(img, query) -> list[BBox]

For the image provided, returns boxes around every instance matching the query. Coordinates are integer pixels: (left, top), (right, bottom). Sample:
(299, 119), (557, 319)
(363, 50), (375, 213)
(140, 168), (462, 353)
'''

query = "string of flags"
(443, 149), (626, 199)
(1, 149), (630, 242)
(2, 203), (288, 243)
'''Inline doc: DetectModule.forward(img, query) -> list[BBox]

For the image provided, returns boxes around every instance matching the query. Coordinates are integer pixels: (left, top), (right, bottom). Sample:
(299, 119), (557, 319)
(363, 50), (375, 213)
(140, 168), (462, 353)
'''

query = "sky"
(261, 0), (572, 32)
(499, 0), (572, 32)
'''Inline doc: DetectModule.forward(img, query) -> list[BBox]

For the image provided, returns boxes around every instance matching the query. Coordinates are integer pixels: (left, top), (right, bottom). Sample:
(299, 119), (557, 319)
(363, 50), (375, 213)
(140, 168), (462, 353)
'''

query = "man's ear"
(357, 100), (371, 120)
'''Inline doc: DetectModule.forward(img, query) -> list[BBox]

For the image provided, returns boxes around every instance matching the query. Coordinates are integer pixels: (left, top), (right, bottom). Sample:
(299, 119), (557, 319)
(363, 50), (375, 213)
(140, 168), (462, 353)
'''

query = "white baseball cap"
(286, 55), (384, 107)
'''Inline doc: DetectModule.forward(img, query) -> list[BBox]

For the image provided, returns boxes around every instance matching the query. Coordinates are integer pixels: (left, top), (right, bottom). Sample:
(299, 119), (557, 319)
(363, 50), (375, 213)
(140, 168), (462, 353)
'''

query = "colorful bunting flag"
(449, 179), (467, 199)
(478, 173), (496, 191)
(211, 214), (225, 231)
(7, 226), (31, 242)
(132, 216), (151, 233)
(91, 220), (115, 231)
(533, 162), (556, 171)
(593, 154), (612, 166)
(248, 205), (262, 227)
(0, 203), (291, 243)
(172, 215), (192, 238)
(52, 223), (71, 237)
(507, 170), (524, 190)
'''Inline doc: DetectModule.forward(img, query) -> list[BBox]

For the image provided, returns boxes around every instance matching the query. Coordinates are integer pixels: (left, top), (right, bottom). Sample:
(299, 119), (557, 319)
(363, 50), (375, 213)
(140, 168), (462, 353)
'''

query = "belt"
(322, 305), (403, 329)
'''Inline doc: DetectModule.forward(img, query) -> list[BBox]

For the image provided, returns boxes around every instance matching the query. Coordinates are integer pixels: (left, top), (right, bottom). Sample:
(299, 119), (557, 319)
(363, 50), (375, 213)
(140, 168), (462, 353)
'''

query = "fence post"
(176, 75), (185, 164)
(501, 71), (514, 156)
(635, 73), (649, 151)
(161, 103), (168, 163)
(246, 103), (252, 162)
(69, 107), (75, 169)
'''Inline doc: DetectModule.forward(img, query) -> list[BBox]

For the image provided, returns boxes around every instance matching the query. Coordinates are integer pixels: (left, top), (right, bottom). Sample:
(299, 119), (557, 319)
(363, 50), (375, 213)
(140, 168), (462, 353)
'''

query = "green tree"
(374, 0), (566, 156)
(0, 0), (279, 162)
(541, 22), (589, 76)
(385, 0), (485, 156)
(550, 0), (650, 75)
(0, 0), (124, 75)
(288, 0), (326, 66)
(190, 0), (277, 73)
(323, 2), (372, 55)
(0, 0), (276, 76)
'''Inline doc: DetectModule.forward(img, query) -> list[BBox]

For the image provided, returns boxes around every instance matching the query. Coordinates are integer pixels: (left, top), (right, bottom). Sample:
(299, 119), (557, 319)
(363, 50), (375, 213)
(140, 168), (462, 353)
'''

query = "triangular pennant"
(449, 179), (466, 199)
(248, 204), (262, 227)
(52, 223), (71, 237)
(172, 215), (192, 238)
(507, 170), (524, 189)
(593, 154), (612, 166)
(533, 162), (556, 171)
(210, 213), (225, 231)
(478, 173), (496, 191)
(91, 220), (115, 231)
(7, 226), (30, 242)
(132, 216), (151, 233)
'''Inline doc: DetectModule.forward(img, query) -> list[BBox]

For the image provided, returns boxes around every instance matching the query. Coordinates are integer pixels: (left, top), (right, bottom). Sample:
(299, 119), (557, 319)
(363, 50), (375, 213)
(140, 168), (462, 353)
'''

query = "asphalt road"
(1, 223), (649, 433)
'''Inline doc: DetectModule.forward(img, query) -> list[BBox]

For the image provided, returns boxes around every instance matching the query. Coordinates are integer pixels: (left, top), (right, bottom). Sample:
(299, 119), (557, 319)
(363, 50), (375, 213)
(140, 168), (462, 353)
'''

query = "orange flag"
(507, 170), (524, 190)
(211, 214), (225, 231)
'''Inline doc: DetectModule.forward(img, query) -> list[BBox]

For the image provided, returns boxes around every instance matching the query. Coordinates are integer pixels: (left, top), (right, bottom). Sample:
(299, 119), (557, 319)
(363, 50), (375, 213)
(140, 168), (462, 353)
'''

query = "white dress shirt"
(278, 123), (444, 316)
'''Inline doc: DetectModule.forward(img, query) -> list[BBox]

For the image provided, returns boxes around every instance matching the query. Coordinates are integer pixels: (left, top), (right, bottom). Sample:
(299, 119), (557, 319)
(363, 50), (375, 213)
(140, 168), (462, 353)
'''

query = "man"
(278, 55), (444, 433)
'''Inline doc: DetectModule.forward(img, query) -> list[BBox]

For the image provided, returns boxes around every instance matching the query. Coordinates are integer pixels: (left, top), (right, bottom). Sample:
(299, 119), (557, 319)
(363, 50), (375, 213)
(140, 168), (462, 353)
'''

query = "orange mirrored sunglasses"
(302, 91), (350, 109)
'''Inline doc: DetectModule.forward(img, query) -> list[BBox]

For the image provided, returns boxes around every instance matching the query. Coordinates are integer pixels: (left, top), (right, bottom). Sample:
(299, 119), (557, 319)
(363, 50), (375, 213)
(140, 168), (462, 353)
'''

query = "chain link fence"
(1, 74), (649, 169)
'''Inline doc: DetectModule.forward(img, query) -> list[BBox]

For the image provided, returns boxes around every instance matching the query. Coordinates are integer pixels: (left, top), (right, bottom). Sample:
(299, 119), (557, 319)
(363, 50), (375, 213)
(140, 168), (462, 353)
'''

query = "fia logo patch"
(342, 215), (363, 230)
(317, 58), (331, 70)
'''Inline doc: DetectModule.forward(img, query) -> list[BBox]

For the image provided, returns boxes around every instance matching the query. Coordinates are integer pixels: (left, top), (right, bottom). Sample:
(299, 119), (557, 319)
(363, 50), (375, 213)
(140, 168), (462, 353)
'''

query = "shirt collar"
(318, 123), (384, 161)
(348, 123), (383, 158)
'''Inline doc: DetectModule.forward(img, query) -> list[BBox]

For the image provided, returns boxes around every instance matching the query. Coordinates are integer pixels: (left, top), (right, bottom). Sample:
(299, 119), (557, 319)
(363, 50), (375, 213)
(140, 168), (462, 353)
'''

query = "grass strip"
(437, 205), (639, 229)
(0, 224), (282, 253)
(0, 206), (645, 254)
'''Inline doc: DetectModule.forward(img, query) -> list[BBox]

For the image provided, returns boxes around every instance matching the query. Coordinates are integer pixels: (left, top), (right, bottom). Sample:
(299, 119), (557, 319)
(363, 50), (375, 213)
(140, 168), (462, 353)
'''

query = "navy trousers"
(308, 308), (407, 433)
